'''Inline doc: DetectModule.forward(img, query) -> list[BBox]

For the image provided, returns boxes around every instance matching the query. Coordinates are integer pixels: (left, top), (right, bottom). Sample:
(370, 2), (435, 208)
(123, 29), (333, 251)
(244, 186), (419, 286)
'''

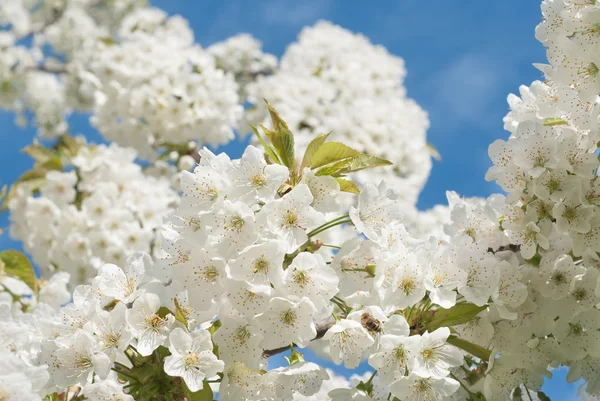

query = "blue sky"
(0, 0), (582, 398)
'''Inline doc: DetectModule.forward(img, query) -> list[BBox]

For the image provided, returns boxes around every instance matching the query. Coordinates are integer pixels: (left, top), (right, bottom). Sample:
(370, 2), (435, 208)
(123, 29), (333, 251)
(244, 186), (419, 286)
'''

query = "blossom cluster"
(21, 134), (463, 400)
(0, 0), (144, 138)
(3, 0), (600, 400)
(207, 34), (278, 95)
(1, 2), (244, 159)
(0, 248), (71, 401)
(243, 21), (432, 205)
(485, 1), (600, 398)
(8, 141), (178, 284)
(83, 8), (244, 159)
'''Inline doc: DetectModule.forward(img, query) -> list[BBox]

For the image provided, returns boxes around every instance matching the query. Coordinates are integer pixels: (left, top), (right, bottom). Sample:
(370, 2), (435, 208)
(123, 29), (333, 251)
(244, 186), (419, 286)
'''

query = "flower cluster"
(84, 8), (243, 159)
(4, 0), (600, 400)
(208, 34), (277, 95)
(0, 246), (71, 401)
(484, 1), (600, 398)
(8, 141), (178, 284)
(1, 3), (244, 158)
(244, 21), (432, 205)
(0, 0), (145, 138)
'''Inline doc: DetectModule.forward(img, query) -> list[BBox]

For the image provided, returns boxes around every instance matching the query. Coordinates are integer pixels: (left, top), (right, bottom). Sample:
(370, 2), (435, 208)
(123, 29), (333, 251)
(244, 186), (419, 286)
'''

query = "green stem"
(365, 370), (377, 386)
(406, 305), (414, 324)
(321, 243), (341, 249)
(309, 219), (352, 237)
(307, 214), (350, 237)
(450, 373), (476, 398)
(111, 367), (137, 382)
(446, 335), (492, 362)
(523, 385), (534, 401)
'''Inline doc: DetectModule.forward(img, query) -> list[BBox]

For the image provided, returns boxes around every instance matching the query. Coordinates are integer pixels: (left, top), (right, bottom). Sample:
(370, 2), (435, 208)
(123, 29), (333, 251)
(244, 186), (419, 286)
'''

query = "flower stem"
(307, 214), (350, 237)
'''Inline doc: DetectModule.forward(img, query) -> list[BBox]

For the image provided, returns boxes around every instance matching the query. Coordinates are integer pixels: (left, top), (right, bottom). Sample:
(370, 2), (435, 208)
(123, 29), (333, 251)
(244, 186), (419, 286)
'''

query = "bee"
(360, 312), (381, 333)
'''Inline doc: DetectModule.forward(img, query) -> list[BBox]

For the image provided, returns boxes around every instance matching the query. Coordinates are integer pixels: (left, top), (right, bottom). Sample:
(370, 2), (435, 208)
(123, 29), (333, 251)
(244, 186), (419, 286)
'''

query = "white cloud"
(197, 0), (331, 48)
(258, 0), (332, 27)
(430, 53), (503, 127)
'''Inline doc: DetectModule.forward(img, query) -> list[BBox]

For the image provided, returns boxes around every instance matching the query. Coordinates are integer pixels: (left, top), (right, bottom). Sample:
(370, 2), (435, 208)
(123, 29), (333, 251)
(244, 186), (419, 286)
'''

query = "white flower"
(227, 240), (287, 289)
(274, 361), (330, 398)
(279, 252), (339, 315)
(259, 184), (324, 253)
(94, 253), (152, 303)
(219, 362), (265, 401)
(255, 296), (317, 348)
(179, 167), (230, 213)
(332, 238), (377, 297)
(390, 374), (460, 401)
(323, 319), (375, 368)
(537, 254), (585, 299)
(379, 252), (426, 310)
(87, 302), (133, 361)
(368, 333), (421, 385)
(39, 171), (77, 206)
(423, 242), (466, 309)
(512, 126), (559, 178)
(212, 310), (264, 369)
(455, 240), (501, 306)
(204, 200), (258, 257)
(171, 247), (226, 313)
(51, 329), (111, 387)
(38, 272), (71, 310)
(126, 293), (173, 356)
(221, 279), (270, 318)
(412, 327), (463, 379)
(553, 192), (595, 233)
(82, 378), (134, 401)
(164, 328), (224, 392)
(301, 168), (341, 213)
(350, 182), (402, 245)
(229, 145), (289, 202)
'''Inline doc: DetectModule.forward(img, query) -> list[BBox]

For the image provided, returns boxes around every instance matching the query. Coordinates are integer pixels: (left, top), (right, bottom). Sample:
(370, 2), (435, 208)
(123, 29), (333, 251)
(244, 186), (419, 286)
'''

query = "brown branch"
(262, 317), (335, 358)
(19, 64), (68, 74)
(487, 244), (520, 254)
(17, 7), (66, 41)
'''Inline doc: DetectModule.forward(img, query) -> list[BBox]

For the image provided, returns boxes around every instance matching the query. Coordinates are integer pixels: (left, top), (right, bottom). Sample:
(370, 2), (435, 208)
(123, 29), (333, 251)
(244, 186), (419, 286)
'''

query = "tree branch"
(262, 317), (335, 358)
(487, 244), (520, 254)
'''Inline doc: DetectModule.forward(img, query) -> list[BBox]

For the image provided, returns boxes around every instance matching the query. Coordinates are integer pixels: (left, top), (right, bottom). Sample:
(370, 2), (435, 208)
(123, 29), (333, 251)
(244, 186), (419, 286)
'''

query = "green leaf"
(355, 380), (373, 396)
(263, 100), (296, 169)
(537, 391), (551, 401)
(446, 335), (492, 362)
(427, 142), (442, 161)
(22, 143), (56, 163)
(36, 157), (63, 172)
(513, 386), (523, 401)
(184, 380), (213, 401)
(156, 306), (173, 319)
(56, 135), (82, 158)
(99, 37), (116, 46)
(543, 117), (568, 126)
(260, 123), (295, 169)
(250, 124), (280, 165)
(103, 299), (119, 311)
(300, 132), (330, 171)
(0, 250), (37, 293)
(208, 319), (222, 335)
(310, 142), (360, 169)
(334, 178), (360, 194)
(264, 99), (290, 132)
(174, 297), (188, 327)
(17, 169), (47, 183)
(315, 154), (392, 177)
(426, 303), (488, 331)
